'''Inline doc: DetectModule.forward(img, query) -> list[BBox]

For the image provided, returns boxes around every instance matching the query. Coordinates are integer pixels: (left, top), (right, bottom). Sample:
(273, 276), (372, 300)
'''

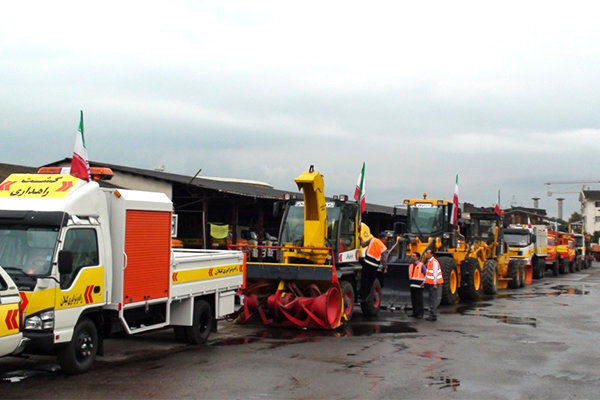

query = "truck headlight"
(25, 315), (42, 330)
(25, 309), (54, 330)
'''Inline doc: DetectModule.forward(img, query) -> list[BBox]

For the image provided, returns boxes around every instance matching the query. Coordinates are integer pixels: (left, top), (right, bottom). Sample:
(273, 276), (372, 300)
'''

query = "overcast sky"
(2, 1), (600, 218)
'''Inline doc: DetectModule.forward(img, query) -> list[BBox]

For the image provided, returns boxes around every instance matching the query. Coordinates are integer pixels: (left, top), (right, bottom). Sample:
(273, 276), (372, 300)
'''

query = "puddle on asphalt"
(427, 375), (460, 391)
(0, 363), (59, 383)
(494, 285), (589, 300)
(444, 302), (537, 327)
(211, 319), (417, 347)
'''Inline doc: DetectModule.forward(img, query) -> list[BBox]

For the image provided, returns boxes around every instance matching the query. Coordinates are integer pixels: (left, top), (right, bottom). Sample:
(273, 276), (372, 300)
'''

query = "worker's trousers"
(425, 284), (442, 317)
(409, 281), (424, 317)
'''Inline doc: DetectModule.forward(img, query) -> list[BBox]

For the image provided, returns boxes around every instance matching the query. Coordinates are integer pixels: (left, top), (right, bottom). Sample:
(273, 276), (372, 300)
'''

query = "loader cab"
(404, 200), (452, 240)
(279, 200), (357, 255)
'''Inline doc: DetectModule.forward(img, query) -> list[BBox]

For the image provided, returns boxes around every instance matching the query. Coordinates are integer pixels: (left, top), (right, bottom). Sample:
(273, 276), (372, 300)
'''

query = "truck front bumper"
(23, 331), (56, 354)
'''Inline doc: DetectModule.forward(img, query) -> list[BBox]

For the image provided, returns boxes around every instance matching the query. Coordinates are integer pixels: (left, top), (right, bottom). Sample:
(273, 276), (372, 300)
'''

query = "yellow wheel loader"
(397, 197), (521, 304)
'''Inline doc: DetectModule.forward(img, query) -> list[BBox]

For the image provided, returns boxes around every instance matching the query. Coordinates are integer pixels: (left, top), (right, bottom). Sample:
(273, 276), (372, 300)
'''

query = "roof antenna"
(187, 168), (202, 185)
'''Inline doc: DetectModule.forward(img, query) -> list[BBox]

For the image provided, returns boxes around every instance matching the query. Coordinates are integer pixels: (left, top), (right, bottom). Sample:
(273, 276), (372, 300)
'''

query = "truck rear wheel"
(560, 258), (569, 274)
(439, 256), (459, 305)
(57, 318), (98, 375)
(482, 259), (498, 295)
(508, 260), (521, 289)
(458, 257), (483, 300)
(360, 278), (381, 317)
(532, 258), (543, 279)
(340, 280), (355, 320)
(569, 260), (576, 273)
(186, 300), (214, 344)
(519, 263), (526, 287)
(552, 259), (559, 276)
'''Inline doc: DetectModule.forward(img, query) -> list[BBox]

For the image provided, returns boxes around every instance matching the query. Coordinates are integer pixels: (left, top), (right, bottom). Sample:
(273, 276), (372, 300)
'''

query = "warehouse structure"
(40, 159), (398, 249)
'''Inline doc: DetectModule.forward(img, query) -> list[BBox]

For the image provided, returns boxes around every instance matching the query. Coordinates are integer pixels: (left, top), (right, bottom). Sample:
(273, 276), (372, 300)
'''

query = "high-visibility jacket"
(363, 238), (387, 268)
(425, 257), (444, 285)
(409, 261), (426, 281)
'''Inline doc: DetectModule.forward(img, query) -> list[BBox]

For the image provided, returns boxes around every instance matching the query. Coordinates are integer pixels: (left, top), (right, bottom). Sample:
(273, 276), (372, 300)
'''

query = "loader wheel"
(519, 263), (526, 287)
(439, 256), (459, 305)
(533, 258), (544, 279)
(57, 318), (98, 375)
(482, 259), (498, 295)
(360, 278), (381, 317)
(458, 257), (483, 300)
(186, 300), (214, 344)
(552, 259), (559, 277)
(341, 280), (355, 320)
(508, 259), (521, 289)
(560, 258), (569, 274)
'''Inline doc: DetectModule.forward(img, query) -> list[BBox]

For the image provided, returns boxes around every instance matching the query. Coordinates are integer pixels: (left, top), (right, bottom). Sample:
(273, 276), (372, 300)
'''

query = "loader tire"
(560, 258), (569, 274)
(57, 318), (98, 375)
(361, 278), (381, 317)
(552, 259), (559, 277)
(534, 258), (545, 279)
(186, 300), (214, 345)
(508, 259), (521, 289)
(482, 259), (498, 295)
(519, 262), (526, 287)
(341, 280), (355, 320)
(439, 256), (459, 305)
(458, 257), (483, 301)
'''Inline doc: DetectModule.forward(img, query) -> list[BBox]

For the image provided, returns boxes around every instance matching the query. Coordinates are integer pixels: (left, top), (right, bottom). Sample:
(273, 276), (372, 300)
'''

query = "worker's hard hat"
(360, 223), (373, 242)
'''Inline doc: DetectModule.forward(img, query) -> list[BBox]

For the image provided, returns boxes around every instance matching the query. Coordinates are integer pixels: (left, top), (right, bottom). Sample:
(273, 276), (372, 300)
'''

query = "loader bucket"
(381, 261), (410, 309)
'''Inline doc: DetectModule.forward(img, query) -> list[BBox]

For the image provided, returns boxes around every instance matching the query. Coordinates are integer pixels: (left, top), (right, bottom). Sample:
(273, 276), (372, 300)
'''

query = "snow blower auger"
(234, 166), (383, 330)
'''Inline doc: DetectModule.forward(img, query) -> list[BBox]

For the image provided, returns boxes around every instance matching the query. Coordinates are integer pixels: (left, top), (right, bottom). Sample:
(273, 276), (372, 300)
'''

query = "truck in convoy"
(505, 225), (548, 280)
(0, 266), (26, 357)
(0, 168), (245, 374)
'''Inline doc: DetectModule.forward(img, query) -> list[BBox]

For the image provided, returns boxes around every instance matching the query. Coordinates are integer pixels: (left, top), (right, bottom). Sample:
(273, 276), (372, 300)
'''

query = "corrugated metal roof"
(0, 162), (38, 181)
(44, 158), (395, 215)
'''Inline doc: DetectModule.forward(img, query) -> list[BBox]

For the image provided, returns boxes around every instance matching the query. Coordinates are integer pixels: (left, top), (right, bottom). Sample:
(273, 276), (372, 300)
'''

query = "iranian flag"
(451, 174), (459, 225)
(354, 162), (366, 221)
(70, 110), (90, 181)
(494, 190), (501, 216)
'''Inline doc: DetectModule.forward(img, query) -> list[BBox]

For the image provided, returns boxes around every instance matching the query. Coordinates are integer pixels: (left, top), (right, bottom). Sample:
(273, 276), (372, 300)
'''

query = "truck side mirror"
(58, 250), (73, 275)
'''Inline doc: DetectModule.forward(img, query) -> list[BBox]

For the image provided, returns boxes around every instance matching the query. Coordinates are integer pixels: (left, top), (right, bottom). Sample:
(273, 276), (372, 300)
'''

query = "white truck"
(0, 167), (245, 374)
(0, 266), (27, 357)
(505, 224), (548, 280)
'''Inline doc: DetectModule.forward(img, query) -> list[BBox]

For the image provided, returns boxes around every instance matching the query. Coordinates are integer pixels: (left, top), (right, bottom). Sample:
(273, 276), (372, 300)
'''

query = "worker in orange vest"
(424, 249), (444, 321)
(359, 223), (388, 303)
(408, 252), (426, 319)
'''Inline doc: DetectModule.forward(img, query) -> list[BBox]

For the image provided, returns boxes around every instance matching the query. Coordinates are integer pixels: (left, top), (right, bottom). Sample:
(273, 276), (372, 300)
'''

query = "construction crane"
(544, 181), (600, 220)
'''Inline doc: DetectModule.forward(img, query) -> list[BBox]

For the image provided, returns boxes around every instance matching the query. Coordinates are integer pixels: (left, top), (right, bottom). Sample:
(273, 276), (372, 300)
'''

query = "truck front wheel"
(57, 318), (98, 375)
(186, 300), (214, 344)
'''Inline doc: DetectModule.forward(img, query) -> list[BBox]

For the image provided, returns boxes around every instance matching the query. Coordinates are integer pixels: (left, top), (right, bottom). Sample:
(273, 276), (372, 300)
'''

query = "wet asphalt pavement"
(2, 264), (600, 399)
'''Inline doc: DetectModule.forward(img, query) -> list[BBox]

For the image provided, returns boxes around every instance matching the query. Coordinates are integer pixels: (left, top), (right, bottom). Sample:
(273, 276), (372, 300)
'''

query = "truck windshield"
(408, 206), (443, 235)
(0, 225), (59, 276)
(505, 233), (530, 247)
(575, 236), (584, 247)
(280, 204), (341, 246)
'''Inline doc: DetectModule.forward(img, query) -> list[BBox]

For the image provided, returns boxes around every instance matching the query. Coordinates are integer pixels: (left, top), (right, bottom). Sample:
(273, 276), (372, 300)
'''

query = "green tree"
(568, 212), (582, 224)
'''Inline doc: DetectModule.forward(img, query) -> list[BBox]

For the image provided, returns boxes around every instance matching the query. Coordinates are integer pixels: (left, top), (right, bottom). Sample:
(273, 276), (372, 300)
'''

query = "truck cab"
(0, 266), (25, 357)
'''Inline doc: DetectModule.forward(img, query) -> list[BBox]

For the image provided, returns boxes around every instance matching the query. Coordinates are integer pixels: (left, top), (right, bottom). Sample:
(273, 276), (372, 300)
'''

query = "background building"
(580, 190), (600, 234)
